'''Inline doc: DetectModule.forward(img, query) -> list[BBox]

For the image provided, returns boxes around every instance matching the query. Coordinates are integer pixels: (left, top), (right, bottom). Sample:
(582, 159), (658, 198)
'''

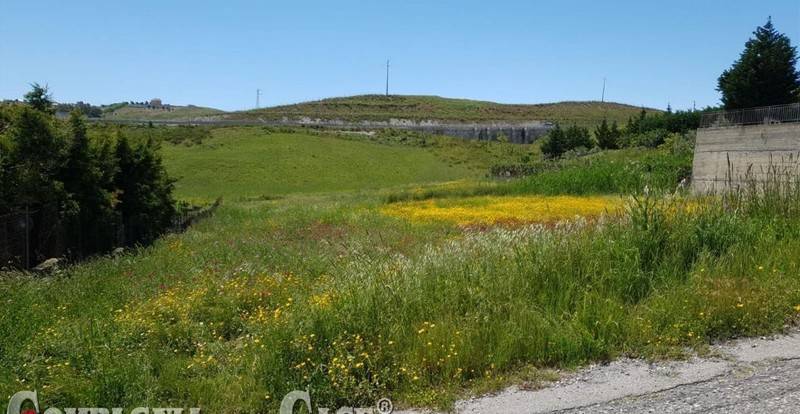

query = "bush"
(620, 128), (670, 148)
(541, 124), (594, 158)
(507, 149), (692, 195)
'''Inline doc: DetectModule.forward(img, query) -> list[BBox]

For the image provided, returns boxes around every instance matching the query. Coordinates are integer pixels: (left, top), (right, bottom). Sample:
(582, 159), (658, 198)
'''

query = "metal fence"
(699, 103), (800, 129)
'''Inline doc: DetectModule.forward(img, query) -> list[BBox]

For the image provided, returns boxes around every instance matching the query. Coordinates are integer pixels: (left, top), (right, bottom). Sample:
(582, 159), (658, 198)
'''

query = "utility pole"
(385, 59), (390, 96)
(256, 89), (262, 109)
(601, 77), (606, 102)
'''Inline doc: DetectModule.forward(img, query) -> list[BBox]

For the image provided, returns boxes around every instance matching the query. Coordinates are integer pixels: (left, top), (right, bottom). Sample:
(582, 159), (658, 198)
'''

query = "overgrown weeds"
(3, 175), (800, 411)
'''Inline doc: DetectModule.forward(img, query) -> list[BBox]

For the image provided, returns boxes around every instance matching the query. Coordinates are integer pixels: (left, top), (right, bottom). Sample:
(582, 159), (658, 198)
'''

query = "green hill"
(103, 104), (224, 121)
(227, 94), (659, 125)
(159, 127), (527, 201)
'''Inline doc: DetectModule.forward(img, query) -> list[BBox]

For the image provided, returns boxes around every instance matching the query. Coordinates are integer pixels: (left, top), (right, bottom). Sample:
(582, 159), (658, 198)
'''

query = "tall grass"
(3, 172), (800, 411)
(385, 147), (693, 203)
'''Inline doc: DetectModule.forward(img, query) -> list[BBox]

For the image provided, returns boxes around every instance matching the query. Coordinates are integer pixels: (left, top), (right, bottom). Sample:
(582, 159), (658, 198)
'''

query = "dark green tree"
(23, 83), (54, 113)
(595, 119), (619, 150)
(61, 111), (117, 256)
(3, 106), (68, 263)
(717, 18), (800, 109)
(541, 124), (566, 158)
(565, 124), (593, 150)
(115, 136), (176, 245)
(609, 121), (622, 145)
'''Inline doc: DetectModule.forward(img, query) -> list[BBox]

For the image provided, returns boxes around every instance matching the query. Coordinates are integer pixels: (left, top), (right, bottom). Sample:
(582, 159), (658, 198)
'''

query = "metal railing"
(700, 103), (800, 129)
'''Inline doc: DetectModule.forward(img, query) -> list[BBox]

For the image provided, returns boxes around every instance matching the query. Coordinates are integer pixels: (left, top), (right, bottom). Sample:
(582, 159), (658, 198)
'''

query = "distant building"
(149, 98), (163, 108)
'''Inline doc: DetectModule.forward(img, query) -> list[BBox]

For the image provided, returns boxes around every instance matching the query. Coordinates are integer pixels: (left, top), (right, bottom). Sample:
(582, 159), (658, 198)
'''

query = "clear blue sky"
(1, 0), (798, 111)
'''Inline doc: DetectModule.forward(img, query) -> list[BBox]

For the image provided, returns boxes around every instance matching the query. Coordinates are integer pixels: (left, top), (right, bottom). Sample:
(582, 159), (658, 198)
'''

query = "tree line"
(0, 84), (176, 267)
(541, 108), (702, 158)
(541, 18), (799, 159)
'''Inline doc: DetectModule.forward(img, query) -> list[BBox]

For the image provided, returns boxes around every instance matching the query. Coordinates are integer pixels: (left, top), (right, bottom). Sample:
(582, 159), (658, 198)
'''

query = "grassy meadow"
(158, 127), (525, 201)
(3, 126), (800, 413)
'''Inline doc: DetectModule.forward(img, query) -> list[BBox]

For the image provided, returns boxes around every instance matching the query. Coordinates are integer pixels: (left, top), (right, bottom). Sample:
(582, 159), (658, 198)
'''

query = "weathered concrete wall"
(400, 123), (552, 144)
(692, 123), (800, 193)
(92, 118), (553, 144)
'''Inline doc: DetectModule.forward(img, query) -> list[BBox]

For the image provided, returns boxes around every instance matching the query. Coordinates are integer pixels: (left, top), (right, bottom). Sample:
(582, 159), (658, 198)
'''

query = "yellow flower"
(793, 304), (800, 312)
(381, 195), (625, 226)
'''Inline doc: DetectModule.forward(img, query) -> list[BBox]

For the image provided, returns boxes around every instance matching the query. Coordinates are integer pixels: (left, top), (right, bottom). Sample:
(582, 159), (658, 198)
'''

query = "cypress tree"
(61, 111), (115, 256)
(718, 18), (800, 109)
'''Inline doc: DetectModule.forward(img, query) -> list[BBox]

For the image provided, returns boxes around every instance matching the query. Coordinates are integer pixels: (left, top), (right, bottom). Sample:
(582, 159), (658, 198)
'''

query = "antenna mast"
(385, 59), (390, 96)
(601, 77), (606, 102)
(256, 89), (262, 109)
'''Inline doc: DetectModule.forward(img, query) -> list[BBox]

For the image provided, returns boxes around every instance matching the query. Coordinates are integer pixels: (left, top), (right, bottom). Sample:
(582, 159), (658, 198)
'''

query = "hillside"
(227, 95), (660, 125)
(159, 127), (528, 201)
(103, 104), (224, 120)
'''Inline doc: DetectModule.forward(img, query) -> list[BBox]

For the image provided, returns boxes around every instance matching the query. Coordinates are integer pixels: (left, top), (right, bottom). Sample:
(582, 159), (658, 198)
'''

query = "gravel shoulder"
(406, 331), (800, 413)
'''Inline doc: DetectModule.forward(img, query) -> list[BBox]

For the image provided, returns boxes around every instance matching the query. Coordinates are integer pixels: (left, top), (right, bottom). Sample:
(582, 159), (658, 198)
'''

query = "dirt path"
(408, 331), (800, 413)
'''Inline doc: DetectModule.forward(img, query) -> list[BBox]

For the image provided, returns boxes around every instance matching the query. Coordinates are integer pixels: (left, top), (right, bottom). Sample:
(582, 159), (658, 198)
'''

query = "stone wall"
(692, 123), (800, 193)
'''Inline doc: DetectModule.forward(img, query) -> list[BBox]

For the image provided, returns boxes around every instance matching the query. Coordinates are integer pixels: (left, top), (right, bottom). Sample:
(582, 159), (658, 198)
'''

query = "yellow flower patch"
(382, 195), (625, 226)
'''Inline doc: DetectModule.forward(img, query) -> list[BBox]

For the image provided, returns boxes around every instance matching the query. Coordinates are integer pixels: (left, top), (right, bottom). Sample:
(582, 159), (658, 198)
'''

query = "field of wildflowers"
(2, 130), (800, 412)
(381, 195), (624, 226)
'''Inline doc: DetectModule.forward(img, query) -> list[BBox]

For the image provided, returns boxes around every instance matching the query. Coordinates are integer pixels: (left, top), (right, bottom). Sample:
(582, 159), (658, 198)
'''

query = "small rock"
(33, 258), (60, 273)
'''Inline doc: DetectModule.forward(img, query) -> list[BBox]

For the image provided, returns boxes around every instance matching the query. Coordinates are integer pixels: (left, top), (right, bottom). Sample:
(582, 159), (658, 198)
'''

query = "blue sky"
(1, 1), (798, 111)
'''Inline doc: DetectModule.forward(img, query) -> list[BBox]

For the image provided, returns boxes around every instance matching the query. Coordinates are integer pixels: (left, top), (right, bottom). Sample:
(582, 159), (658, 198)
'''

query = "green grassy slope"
(160, 128), (518, 201)
(104, 105), (224, 120)
(6, 122), (800, 412)
(228, 95), (659, 125)
(3, 156), (800, 412)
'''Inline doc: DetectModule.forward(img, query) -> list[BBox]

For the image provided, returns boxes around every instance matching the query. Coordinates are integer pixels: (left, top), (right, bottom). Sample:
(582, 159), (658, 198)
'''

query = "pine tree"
(609, 121), (621, 145)
(565, 124), (593, 150)
(23, 83), (54, 114)
(61, 111), (116, 256)
(541, 124), (566, 158)
(115, 136), (176, 245)
(595, 119), (619, 150)
(718, 18), (800, 109)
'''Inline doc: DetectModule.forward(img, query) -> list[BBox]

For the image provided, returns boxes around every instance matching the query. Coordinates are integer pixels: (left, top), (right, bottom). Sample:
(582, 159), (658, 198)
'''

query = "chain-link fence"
(700, 103), (800, 129)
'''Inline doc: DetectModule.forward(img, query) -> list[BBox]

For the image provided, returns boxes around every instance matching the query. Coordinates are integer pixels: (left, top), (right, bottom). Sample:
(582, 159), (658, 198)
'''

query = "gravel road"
(417, 331), (800, 413)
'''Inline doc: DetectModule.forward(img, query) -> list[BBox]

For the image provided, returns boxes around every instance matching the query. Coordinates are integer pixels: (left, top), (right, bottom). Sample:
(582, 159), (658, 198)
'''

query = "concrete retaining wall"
(692, 123), (800, 193)
(91, 118), (553, 144)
